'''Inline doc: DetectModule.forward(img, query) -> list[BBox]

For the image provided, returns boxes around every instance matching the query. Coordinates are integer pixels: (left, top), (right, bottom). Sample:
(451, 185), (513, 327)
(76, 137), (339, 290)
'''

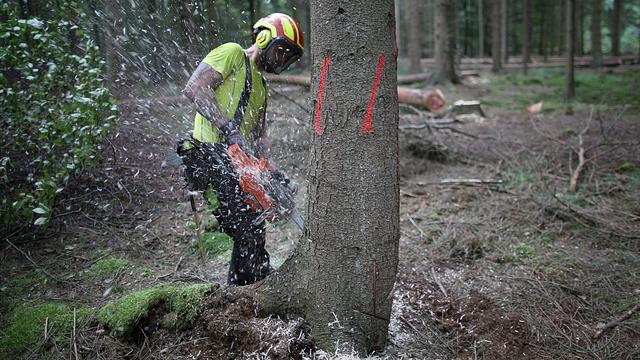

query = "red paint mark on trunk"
(315, 56), (330, 136)
(361, 55), (385, 134)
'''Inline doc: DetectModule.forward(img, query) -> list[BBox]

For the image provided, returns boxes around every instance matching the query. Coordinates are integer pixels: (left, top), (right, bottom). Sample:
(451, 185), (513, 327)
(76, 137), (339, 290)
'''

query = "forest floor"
(1, 67), (639, 359)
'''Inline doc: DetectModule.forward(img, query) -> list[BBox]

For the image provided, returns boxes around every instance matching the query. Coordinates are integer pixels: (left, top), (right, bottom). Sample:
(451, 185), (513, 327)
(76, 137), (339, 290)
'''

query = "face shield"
(261, 38), (302, 74)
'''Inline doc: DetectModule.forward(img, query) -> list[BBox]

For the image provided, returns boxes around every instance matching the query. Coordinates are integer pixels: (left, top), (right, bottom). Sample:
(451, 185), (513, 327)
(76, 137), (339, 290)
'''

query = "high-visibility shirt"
(193, 42), (267, 143)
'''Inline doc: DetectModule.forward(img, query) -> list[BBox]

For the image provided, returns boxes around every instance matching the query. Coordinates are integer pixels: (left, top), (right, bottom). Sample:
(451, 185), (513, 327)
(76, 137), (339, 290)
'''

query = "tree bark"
(611, 0), (622, 56)
(591, 0), (602, 67)
(478, 0), (485, 57)
(258, 0), (400, 354)
(565, 0), (575, 101)
(491, 0), (502, 72)
(523, 0), (530, 74)
(501, 0), (508, 63)
(432, 0), (460, 84)
(408, 0), (422, 73)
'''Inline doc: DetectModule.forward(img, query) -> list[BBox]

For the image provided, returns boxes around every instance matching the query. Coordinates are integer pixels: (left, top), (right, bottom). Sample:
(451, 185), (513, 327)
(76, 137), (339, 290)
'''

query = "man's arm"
(183, 63), (228, 129)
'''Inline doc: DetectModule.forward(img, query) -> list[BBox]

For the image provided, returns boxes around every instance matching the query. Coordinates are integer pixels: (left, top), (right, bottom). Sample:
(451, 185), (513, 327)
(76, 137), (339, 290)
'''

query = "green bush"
(0, 3), (116, 226)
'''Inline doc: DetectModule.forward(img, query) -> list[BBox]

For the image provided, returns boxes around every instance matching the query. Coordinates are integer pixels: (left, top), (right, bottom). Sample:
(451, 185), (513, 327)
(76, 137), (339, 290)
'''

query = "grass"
(192, 231), (233, 259)
(0, 302), (93, 358)
(487, 69), (640, 112)
(88, 257), (131, 278)
(97, 283), (212, 337)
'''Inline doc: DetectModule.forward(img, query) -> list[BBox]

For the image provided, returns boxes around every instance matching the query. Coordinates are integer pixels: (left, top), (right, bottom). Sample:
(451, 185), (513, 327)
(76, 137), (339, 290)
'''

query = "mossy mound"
(0, 302), (93, 358)
(97, 283), (213, 338)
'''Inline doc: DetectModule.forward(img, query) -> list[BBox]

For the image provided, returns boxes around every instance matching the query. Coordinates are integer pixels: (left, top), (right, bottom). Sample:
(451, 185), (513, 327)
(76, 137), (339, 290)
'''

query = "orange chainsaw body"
(226, 143), (276, 220)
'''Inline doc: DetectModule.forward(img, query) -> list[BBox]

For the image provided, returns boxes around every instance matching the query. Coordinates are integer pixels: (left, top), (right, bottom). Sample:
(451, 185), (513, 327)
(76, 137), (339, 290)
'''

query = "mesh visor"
(264, 38), (302, 74)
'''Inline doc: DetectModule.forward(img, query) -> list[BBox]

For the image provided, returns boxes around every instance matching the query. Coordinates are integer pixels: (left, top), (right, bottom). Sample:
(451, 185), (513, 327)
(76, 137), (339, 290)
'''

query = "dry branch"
(593, 303), (640, 340)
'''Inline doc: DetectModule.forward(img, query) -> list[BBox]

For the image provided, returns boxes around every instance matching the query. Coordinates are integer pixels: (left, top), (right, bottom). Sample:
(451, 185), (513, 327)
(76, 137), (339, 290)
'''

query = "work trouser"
(177, 138), (271, 286)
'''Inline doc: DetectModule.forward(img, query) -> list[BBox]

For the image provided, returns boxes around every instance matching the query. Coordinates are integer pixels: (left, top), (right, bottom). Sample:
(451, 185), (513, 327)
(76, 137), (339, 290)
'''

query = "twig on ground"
(406, 215), (427, 239)
(431, 267), (448, 298)
(593, 303), (640, 340)
(552, 194), (639, 239)
(73, 308), (79, 360)
(5, 238), (62, 282)
(399, 316), (455, 355)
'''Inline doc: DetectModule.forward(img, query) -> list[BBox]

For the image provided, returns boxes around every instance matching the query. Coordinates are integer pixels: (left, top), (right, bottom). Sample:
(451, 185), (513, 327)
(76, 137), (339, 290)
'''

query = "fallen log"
(264, 74), (446, 112)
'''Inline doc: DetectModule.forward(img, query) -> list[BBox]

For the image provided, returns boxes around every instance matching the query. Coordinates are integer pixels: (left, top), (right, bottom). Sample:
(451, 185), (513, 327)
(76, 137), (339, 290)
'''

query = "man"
(179, 13), (304, 286)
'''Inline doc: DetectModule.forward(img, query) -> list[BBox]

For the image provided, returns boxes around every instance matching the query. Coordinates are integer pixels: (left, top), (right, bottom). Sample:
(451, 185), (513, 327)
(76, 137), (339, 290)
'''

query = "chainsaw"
(174, 136), (304, 230)
(225, 143), (304, 230)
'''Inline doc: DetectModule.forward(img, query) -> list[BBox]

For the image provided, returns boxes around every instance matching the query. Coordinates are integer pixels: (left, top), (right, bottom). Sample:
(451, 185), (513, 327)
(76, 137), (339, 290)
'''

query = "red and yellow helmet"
(252, 13), (304, 74)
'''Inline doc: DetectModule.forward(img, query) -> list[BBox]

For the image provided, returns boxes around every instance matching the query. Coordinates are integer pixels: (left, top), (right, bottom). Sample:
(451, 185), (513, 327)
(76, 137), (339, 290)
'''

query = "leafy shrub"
(0, 3), (116, 226)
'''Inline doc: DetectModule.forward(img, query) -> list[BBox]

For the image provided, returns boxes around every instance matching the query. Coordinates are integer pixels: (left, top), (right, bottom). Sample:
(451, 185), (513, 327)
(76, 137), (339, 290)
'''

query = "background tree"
(611, 0), (622, 56)
(408, 0), (422, 73)
(566, 0), (575, 101)
(431, 0), (460, 83)
(501, 0), (508, 63)
(591, 0), (602, 67)
(576, 0), (584, 56)
(478, 0), (485, 57)
(258, 0), (400, 354)
(491, 0), (502, 72)
(523, 0), (530, 74)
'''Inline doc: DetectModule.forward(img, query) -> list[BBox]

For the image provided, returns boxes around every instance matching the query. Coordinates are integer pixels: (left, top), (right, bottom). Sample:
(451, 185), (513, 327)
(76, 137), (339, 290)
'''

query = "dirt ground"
(2, 70), (639, 359)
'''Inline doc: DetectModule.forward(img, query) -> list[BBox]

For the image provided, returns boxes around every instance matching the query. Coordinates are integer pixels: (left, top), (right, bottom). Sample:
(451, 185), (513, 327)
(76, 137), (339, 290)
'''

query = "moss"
(97, 283), (212, 337)
(88, 257), (130, 278)
(0, 302), (93, 358)
(540, 235), (556, 248)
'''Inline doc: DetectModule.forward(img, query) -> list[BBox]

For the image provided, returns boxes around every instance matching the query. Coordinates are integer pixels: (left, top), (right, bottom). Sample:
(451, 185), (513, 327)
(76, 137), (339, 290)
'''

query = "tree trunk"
(294, 0), (310, 69)
(565, 0), (575, 101)
(558, 0), (566, 55)
(611, 0), (621, 56)
(258, 0), (400, 354)
(501, 0), (508, 63)
(478, 0), (484, 57)
(432, 0), (460, 84)
(591, 0), (602, 67)
(523, 0), (530, 74)
(425, 0), (434, 58)
(408, 0), (422, 73)
(538, 0), (546, 59)
(491, 0), (502, 72)
(576, 0), (583, 56)
(395, 0), (401, 56)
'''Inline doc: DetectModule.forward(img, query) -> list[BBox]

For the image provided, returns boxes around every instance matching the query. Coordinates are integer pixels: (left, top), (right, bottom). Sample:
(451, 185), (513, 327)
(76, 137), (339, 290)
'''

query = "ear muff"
(255, 29), (272, 49)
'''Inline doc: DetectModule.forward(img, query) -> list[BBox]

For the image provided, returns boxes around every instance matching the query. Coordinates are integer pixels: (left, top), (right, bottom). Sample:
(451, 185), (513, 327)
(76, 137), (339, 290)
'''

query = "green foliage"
(0, 3), (117, 227)
(88, 257), (130, 278)
(97, 284), (212, 337)
(0, 302), (93, 358)
(618, 162), (636, 173)
(192, 231), (233, 258)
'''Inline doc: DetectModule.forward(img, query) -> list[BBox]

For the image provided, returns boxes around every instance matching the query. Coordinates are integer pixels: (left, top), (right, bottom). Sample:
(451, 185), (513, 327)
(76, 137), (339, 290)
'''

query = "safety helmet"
(252, 13), (304, 74)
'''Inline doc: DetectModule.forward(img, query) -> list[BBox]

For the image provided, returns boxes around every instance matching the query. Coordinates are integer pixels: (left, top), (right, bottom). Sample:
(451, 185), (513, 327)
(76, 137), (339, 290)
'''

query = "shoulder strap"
(230, 53), (252, 129)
